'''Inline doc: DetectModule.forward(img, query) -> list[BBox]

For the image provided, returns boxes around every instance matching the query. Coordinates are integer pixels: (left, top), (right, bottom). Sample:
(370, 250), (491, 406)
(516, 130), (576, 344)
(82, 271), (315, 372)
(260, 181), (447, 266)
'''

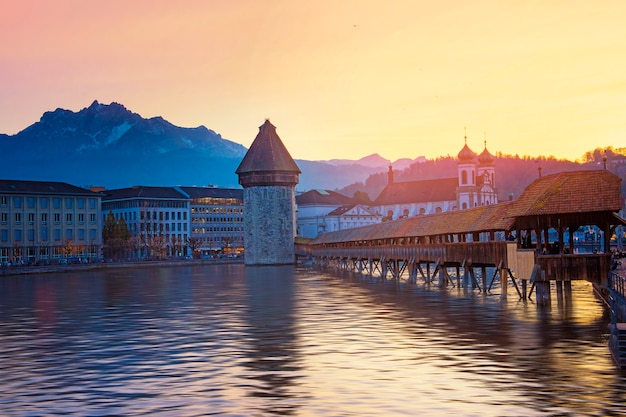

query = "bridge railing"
(610, 270), (626, 302)
(307, 241), (510, 267)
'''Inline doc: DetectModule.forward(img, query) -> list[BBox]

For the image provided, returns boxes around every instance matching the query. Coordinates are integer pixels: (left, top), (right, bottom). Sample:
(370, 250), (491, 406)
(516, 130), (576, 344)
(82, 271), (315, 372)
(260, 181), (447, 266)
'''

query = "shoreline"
(1, 258), (244, 276)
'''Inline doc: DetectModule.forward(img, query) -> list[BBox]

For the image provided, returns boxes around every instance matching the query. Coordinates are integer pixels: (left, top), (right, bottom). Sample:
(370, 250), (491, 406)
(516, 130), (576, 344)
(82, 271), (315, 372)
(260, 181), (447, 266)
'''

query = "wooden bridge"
(296, 170), (624, 305)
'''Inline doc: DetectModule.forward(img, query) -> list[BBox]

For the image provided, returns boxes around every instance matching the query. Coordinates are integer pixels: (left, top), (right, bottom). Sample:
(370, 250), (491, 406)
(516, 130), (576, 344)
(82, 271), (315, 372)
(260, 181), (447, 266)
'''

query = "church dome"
(457, 143), (476, 162)
(478, 145), (495, 164)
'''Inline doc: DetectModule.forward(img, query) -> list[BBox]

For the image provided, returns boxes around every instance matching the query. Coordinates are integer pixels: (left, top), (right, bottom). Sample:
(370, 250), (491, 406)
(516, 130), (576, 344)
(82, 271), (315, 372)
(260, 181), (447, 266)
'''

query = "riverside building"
(179, 186), (244, 257)
(101, 185), (245, 259)
(0, 179), (102, 264)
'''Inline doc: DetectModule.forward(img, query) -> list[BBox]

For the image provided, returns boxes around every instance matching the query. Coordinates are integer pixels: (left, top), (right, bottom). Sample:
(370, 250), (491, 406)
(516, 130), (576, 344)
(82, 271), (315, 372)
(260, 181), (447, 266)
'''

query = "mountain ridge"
(0, 101), (393, 190)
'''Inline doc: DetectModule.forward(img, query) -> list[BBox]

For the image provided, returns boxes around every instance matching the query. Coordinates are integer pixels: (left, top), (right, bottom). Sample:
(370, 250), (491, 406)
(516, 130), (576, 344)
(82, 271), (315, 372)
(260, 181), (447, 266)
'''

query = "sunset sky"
(2, 0), (625, 162)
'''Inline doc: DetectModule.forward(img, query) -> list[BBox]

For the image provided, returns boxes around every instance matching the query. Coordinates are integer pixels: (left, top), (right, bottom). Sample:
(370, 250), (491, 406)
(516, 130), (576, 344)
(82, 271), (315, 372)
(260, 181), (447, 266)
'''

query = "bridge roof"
(311, 201), (515, 244)
(506, 169), (622, 217)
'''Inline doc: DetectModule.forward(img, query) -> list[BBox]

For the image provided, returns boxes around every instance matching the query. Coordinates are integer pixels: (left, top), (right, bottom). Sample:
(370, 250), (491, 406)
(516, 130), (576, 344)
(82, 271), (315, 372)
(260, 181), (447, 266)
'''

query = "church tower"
(236, 120), (301, 265)
(456, 132), (477, 210)
(476, 139), (498, 206)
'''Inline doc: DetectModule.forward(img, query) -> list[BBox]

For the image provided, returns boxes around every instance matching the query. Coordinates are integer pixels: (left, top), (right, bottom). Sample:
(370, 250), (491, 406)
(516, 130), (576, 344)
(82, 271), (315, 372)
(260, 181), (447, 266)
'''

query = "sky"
(1, 0), (625, 162)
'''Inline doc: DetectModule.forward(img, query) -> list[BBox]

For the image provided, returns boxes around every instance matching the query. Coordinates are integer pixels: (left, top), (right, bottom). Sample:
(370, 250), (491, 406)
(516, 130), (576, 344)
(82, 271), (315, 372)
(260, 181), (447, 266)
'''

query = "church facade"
(371, 140), (498, 221)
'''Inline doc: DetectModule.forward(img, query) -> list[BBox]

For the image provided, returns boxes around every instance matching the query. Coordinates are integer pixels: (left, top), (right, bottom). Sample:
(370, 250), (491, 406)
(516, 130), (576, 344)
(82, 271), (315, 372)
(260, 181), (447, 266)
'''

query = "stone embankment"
(1, 258), (244, 276)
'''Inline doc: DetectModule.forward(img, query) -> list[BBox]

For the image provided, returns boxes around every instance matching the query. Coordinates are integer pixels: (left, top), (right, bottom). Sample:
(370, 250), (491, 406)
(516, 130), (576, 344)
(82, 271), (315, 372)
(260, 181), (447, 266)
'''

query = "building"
(179, 186), (244, 257)
(296, 189), (382, 238)
(371, 138), (498, 220)
(0, 179), (102, 264)
(101, 186), (190, 259)
(236, 120), (301, 265)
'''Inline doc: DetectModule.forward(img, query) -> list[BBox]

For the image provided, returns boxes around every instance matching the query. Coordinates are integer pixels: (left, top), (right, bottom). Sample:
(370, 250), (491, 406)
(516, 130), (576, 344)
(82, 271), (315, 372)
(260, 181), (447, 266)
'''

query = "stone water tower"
(235, 120), (301, 265)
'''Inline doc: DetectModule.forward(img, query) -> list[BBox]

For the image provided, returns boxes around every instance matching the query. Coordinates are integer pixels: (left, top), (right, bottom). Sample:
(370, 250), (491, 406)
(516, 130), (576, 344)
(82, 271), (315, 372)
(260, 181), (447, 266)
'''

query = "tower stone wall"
(243, 185), (297, 265)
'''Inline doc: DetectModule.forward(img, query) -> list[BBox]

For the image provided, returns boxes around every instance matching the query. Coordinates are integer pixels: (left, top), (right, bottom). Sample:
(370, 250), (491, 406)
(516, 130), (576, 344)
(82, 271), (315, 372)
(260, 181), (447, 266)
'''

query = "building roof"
(179, 186), (243, 200)
(326, 204), (381, 217)
(505, 170), (623, 217)
(477, 145), (495, 165)
(296, 189), (356, 206)
(0, 179), (99, 196)
(457, 143), (476, 162)
(310, 202), (515, 245)
(102, 186), (188, 201)
(235, 120), (301, 175)
(373, 177), (458, 206)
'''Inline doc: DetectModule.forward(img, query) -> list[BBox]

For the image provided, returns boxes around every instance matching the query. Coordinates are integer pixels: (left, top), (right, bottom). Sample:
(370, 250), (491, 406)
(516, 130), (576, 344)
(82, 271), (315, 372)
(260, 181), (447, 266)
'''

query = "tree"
(102, 211), (132, 260)
(353, 190), (373, 205)
(186, 237), (203, 258)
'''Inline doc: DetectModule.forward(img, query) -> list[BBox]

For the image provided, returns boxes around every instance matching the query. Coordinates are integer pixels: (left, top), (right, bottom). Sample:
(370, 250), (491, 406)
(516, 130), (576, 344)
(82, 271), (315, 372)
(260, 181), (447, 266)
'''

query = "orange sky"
(1, 0), (625, 162)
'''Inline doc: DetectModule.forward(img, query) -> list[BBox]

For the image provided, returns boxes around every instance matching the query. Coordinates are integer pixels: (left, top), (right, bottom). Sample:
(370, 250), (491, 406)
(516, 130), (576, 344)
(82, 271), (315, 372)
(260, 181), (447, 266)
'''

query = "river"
(0, 263), (624, 416)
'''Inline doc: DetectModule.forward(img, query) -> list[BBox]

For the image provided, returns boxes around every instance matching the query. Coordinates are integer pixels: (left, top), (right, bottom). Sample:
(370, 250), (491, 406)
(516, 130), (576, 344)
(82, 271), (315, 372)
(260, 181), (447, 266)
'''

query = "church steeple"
(387, 164), (394, 185)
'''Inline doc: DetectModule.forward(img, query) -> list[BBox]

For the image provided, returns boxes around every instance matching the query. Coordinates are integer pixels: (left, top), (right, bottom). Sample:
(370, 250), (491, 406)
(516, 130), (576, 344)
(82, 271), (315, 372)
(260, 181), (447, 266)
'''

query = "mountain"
(324, 153), (425, 171)
(0, 101), (392, 191)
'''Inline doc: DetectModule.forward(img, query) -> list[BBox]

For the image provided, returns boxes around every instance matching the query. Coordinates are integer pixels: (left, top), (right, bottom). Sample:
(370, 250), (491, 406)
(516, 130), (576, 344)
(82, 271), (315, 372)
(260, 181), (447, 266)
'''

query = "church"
(370, 138), (499, 221)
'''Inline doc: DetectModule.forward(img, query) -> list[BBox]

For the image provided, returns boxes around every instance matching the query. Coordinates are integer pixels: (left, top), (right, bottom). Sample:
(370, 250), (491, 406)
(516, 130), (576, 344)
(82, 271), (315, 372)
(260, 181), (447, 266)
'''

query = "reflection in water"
(0, 264), (624, 416)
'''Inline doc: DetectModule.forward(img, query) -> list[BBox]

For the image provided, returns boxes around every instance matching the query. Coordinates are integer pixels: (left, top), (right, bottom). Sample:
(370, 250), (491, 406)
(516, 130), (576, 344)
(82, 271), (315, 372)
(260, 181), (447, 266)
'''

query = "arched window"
(461, 170), (467, 185)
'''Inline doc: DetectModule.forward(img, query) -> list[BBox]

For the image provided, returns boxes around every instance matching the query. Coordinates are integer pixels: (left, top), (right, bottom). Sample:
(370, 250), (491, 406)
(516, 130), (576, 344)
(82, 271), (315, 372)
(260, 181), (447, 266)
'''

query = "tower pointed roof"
(236, 120), (300, 187)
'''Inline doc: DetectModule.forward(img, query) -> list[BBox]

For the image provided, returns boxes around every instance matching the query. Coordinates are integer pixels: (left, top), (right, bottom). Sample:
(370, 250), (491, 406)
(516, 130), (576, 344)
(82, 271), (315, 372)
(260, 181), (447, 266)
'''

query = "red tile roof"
(311, 202), (515, 245)
(373, 177), (458, 205)
(505, 170), (622, 217)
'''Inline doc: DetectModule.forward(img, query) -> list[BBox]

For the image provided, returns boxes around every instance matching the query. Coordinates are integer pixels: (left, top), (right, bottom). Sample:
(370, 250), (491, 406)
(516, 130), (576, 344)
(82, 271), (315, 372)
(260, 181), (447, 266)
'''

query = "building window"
(90, 213), (96, 223)
(28, 213), (35, 224)
(15, 229), (22, 241)
(77, 198), (85, 209)
(54, 213), (60, 224)
(13, 197), (22, 208)
(0, 230), (7, 242)
(66, 213), (72, 224)
(78, 213), (85, 224)
(53, 198), (61, 209)
(89, 229), (96, 240)
(15, 213), (22, 224)
(65, 229), (73, 239)
(27, 197), (36, 209)
(40, 197), (48, 209)
(89, 198), (96, 210)
(28, 229), (35, 242)
(0, 196), (6, 206)
(41, 227), (48, 241)
(65, 198), (73, 209)
(41, 213), (47, 224)
(78, 229), (85, 240)
(1, 213), (6, 224)
(54, 229), (61, 241)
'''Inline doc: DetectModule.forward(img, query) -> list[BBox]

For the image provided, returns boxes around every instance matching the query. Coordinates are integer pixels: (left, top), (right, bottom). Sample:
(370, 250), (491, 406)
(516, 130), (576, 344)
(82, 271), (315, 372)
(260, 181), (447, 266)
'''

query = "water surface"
(0, 264), (624, 416)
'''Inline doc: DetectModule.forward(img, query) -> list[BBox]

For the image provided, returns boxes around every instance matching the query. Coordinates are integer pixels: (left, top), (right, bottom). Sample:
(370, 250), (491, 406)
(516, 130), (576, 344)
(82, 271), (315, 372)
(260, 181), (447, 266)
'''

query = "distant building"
(0, 179), (102, 264)
(102, 185), (246, 259)
(179, 186), (244, 256)
(101, 186), (190, 258)
(296, 189), (382, 238)
(371, 138), (498, 220)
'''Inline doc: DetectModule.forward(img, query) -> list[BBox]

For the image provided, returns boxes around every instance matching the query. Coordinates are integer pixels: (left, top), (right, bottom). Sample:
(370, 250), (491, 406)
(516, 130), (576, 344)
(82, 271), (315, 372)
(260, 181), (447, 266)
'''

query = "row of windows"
(192, 217), (243, 224)
(137, 223), (187, 232)
(1, 213), (97, 224)
(199, 236), (244, 243)
(108, 210), (188, 222)
(103, 200), (188, 210)
(1, 228), (98, 242)
(191, 207), (243, 214)
(0, 196), (98, 210)
(192, 227), (244, 233)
